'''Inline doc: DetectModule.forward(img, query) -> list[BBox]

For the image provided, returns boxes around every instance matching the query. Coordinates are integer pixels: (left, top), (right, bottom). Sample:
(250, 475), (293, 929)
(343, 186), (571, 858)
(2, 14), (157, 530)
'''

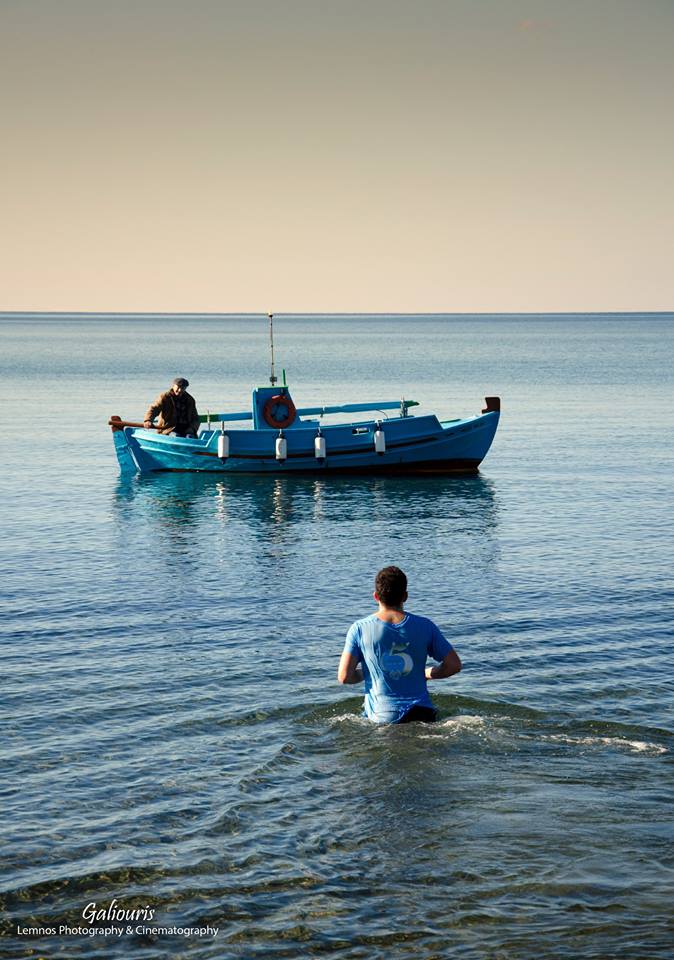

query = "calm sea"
(1, 313), (673, 959)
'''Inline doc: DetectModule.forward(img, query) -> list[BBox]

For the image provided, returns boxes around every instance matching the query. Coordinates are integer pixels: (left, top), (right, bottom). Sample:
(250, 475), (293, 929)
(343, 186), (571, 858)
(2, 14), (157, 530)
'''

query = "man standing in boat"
(143, 377), (201, 437)
(338, 566), (462, 724)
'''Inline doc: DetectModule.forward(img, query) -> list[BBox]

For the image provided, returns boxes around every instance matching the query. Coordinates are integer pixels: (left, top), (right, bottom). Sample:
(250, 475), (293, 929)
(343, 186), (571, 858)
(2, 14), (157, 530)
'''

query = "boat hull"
(112, 411), (500, 476)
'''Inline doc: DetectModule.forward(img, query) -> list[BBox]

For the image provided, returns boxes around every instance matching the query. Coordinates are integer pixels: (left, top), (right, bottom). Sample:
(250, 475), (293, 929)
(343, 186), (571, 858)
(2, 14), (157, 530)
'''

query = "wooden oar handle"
(108, 416), (156, 431)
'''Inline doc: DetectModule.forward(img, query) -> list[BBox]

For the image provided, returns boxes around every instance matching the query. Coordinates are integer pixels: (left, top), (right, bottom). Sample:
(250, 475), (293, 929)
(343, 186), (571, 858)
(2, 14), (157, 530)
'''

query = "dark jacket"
(144, 389), (200, 435)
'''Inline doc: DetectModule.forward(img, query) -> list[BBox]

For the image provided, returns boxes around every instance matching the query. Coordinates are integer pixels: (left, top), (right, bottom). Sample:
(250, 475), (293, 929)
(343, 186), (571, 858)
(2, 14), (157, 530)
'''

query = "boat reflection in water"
(113, 470), (499, 563)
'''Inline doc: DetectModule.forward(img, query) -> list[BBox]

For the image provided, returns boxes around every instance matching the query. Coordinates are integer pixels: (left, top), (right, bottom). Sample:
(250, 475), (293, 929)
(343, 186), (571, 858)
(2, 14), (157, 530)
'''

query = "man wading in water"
(144, 377), (200, 437)
(338, 566), (462, 724)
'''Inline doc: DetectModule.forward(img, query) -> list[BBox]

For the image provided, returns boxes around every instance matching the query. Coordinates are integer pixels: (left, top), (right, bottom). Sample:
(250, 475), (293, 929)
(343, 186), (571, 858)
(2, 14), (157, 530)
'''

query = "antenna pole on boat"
(268, 312), (278, 385)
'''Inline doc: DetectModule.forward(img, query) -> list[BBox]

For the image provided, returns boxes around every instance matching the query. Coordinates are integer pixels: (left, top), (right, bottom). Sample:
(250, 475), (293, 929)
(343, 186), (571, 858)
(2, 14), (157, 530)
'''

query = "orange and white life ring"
(263, 394), (297, 429)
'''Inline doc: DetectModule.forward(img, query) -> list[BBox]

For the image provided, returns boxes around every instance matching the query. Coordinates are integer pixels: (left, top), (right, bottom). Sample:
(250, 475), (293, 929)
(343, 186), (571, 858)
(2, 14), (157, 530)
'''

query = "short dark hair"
(375, 566), (407, 607)
(173, 377), (189, 388)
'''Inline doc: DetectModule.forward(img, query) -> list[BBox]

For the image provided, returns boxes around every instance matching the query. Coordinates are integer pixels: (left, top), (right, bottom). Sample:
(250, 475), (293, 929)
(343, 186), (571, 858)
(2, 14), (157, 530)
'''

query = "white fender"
(314, 435), (326, 459)
(374, 425), (386, 455)
(275, 436), (287, 461)
(217, 433), (229, 460)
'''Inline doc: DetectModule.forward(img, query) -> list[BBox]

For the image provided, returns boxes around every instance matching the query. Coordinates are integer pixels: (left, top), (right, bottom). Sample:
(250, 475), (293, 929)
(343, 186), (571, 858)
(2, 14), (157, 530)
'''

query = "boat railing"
(109, 401), (419, 432)
(198, 399), (418, 425)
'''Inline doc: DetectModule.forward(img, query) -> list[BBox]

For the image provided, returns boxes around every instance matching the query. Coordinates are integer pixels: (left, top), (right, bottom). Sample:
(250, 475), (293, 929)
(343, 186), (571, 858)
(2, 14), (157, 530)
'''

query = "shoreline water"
(2, 313), (673, 958)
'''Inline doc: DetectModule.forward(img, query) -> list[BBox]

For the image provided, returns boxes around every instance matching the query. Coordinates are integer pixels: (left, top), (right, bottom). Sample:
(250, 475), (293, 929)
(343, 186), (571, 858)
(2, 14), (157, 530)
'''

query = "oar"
(108, 416), (157, 431)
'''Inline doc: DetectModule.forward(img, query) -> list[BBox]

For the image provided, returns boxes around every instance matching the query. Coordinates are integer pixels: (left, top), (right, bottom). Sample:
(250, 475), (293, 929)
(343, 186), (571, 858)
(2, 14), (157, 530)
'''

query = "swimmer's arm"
(338, 651), (364, 684)
(425, 649), (462, 680)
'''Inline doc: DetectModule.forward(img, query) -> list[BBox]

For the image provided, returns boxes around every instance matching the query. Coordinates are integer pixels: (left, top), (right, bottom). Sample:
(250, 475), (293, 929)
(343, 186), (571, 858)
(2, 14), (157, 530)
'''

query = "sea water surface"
(1, 314), (673, 959)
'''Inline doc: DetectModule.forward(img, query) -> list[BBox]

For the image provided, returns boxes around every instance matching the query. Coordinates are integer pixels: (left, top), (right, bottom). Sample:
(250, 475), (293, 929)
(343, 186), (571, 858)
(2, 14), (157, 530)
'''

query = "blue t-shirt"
(343, 612), (453, 724)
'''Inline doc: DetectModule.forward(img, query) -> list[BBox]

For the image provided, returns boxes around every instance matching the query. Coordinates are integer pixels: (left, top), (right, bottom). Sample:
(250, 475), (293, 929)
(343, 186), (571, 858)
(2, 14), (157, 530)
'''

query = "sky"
(1, 0), (673, 312)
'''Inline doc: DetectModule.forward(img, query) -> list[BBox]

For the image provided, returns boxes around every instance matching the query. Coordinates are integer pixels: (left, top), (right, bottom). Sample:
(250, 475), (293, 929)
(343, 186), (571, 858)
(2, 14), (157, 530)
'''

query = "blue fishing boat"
(108, 317), (500, 476)
(109, 387), (500, 476)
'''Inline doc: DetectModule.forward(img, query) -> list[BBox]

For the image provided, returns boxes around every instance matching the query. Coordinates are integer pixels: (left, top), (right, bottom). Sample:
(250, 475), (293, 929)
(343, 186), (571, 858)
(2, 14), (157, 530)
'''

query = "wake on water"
(324, 695), (670, 757)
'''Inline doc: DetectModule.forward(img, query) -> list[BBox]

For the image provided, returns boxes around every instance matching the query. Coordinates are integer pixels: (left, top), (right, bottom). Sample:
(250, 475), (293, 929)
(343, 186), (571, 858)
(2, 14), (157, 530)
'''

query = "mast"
(268, 312), (277, 385)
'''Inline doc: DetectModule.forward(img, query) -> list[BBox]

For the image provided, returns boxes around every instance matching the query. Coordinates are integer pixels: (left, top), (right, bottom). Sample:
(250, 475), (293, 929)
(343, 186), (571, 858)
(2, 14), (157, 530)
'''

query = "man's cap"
(173, 377), (189, 388)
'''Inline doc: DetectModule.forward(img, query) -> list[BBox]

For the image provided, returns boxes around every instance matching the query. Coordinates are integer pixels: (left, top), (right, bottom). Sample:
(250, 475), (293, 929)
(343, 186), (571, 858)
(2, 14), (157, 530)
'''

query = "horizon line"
(1, 310), (673, 319)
